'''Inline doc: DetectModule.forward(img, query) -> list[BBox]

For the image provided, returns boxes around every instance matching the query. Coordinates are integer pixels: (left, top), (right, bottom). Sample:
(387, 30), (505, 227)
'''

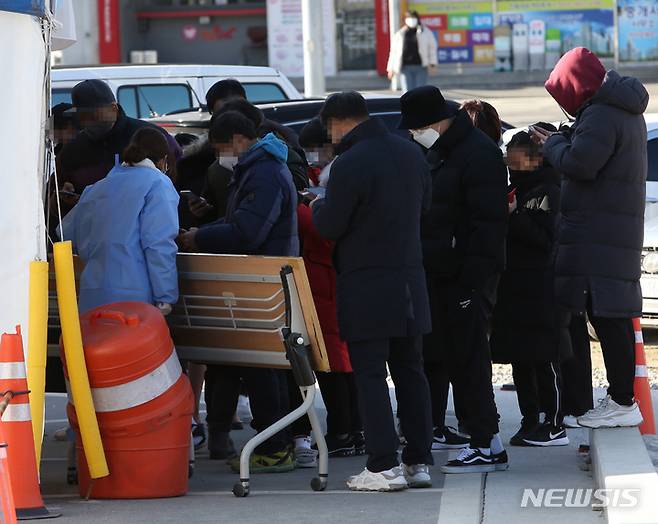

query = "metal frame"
(232, 266), (329, 497)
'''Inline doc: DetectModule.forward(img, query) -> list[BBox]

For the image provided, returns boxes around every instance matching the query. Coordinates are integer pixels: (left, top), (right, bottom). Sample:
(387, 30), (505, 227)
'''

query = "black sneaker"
(440, 447), (496, 474)
(509, 418), (540, 447)
(352, 431), (366, 456)
(432, 426), (470, 450)
(522, 423), (569, 447)
(313, 434), (356, 457)
(492, 449), (509, 471)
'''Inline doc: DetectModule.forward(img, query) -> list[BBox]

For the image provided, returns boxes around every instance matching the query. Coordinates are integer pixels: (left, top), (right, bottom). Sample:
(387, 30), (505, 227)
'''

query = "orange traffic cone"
(632, 318), (656, 435)
(0, 327), (57, 519)
(0, 418), (17, 524)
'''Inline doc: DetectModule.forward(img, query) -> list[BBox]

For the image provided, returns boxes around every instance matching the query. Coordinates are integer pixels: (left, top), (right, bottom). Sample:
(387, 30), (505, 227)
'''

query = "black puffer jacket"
(490, 167), (571, 363)
(422, 110), (508, 293)
(544, 71), (649, 317)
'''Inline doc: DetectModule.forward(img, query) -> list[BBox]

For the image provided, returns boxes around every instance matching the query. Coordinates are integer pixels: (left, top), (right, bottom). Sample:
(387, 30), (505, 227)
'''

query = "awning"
(0, 0), (47, 17)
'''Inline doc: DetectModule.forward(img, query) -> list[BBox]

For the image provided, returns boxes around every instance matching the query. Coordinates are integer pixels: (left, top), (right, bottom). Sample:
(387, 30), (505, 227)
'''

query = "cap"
(398, 85), (457, 129)
(71, 79), (116, 111)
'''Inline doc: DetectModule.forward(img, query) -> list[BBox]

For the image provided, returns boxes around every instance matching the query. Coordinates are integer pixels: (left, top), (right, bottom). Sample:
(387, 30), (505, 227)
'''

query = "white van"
(51, 64), (303, 119)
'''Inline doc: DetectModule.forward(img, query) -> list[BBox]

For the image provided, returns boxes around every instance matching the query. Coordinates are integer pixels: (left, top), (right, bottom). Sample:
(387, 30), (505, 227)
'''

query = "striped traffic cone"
(632, 318), (656, 435)
(0, 327), (57, 519)
(0, 415), (17, 524)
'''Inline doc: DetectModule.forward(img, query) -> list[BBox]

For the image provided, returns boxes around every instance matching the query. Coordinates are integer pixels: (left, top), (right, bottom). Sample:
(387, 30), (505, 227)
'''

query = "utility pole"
(301, 0), (326, 97)
(388, 0), (401, 91)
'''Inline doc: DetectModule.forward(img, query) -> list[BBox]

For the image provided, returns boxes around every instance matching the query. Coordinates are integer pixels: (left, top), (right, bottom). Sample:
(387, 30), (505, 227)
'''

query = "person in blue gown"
(60, 127), (179, 314)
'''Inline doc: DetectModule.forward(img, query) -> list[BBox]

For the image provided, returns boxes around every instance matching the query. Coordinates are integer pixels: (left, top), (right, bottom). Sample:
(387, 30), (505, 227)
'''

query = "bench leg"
(305, 388), (329, 491)
(233, 385), (318, 498)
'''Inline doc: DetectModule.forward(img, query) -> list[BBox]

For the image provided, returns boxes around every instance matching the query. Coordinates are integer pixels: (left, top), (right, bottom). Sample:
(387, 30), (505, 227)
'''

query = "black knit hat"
(71, 79), (116, 110)
(399, 85), (456, 129)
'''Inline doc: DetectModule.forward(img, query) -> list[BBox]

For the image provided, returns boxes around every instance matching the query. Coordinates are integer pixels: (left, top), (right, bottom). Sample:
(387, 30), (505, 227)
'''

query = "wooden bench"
(48, 253), (331, 496)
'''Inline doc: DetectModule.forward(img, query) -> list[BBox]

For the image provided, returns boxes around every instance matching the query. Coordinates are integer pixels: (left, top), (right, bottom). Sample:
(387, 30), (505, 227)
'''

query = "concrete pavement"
(36, 387), (658, 523)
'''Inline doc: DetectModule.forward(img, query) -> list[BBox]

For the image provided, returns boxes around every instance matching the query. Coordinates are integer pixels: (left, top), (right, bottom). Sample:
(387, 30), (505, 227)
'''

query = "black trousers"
(348, 335), (433, 472)
(423, 360), (470, 431)
(426, 281), (500, 448)
(205, 365), (289, 454)
(289, 371), (363, 437)
(589, 314), (636, 406)
(512, 361), (563, 427)
(561, 314), (594, 417)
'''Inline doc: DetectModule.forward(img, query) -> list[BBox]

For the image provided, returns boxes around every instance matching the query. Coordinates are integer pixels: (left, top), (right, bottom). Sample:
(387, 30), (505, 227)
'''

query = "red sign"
(374, 0), (390, 76)
(421, 15), (448, 31)
(97, 0), (121, 63)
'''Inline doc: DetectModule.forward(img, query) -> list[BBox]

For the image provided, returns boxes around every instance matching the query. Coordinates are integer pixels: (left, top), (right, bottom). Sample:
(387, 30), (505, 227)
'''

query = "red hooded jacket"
(545, 47), (606, 117)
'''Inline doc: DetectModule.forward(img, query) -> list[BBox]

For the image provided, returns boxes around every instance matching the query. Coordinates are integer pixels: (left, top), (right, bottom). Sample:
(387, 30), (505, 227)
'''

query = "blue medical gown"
(61, 164), (180, 314)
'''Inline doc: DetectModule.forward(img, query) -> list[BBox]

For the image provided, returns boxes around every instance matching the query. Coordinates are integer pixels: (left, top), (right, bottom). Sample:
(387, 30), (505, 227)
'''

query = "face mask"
(218, 155), (239, 171)
(305, 151), (320, 164)
(406, 17), (419, 29)
(411, 128), (440, 149)
(82, 120), (114, 141)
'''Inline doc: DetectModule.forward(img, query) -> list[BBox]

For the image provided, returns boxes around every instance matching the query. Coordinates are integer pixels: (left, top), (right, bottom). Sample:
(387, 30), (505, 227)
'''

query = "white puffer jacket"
(387, 26), (439, 74)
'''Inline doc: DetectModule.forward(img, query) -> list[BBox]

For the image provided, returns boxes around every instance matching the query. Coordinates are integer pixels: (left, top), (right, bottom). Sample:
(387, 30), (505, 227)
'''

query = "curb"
(590, 427), (658, 523)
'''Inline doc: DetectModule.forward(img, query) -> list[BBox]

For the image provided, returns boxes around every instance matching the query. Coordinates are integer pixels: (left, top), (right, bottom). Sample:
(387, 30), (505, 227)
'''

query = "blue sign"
(0, 0), (47, 17)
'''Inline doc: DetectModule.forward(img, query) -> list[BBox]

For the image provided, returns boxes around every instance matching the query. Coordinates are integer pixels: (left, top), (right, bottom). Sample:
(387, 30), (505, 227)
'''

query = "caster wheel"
(311, 477), (327, 492)
(233, 483), (249, 498)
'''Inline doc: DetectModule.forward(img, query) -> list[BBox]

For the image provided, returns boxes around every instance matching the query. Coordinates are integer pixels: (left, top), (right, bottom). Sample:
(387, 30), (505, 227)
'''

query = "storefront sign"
(496, 0), (615, 58)
(97, 0), (121, 63)
(410, 1), (495, 63)
(618, 0), (658, 61)
(266, 0), (337, 77)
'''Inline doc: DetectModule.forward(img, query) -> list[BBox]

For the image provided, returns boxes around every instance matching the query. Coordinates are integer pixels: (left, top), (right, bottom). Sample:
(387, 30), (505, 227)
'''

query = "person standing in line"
(60, 127), (179, 316)
(288, 118), (365, 467)
(399, 86), (509, 473)
(387, 11), (438, 93)
(490, 127), (572, 447)
(532, 47), (647, 428)
(177, 111), (299, 473)
(312, 92), (434, 492)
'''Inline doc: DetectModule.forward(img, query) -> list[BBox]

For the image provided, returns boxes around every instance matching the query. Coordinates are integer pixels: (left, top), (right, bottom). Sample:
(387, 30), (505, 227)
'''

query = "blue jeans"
(400, 65), (428, 93)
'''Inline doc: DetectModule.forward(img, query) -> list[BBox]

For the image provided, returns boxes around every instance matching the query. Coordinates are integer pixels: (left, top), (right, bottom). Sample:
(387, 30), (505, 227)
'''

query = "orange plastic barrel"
(60, 302), (194, 499)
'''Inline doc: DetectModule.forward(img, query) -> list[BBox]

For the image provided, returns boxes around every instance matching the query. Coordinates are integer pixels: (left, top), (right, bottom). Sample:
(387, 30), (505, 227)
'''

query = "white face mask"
(305, 151), (320, 164)
(411, 128), (440, 149)
(218, 155), (239, 171)
(406, 17), (419, 29)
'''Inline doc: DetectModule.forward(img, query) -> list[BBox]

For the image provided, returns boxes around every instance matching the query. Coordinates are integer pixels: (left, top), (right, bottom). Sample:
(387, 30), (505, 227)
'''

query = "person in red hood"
(532, 47), (648, 430)
(289, 118), (364, 466)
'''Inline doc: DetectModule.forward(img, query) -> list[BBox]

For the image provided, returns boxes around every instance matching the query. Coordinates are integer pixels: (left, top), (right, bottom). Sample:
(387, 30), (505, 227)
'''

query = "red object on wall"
(97, 0), (121, 64)
(374, 0), (390, 76)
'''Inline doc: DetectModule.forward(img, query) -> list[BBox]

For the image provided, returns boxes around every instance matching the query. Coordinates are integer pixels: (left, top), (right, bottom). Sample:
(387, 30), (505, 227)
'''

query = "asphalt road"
(367, 83), (658, 128)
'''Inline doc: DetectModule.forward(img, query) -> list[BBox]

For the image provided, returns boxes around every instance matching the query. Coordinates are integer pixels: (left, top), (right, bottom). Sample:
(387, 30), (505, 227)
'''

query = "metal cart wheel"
(233, 482), (249, 498)
(311, 476), (327, 492)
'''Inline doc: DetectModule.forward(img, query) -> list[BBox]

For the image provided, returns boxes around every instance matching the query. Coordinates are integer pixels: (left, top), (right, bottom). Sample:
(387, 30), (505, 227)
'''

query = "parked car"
(148, 95), (515, 138)
(51, 64), (302, 119)
(504, 115), (658, 328)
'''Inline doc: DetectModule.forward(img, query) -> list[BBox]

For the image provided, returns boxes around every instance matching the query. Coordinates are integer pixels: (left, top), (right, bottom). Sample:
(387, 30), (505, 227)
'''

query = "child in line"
(491, 125), (572, 447)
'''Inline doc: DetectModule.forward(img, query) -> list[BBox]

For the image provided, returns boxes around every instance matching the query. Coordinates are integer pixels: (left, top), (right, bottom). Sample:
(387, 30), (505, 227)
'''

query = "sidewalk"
(38, 387), (658, 523)
(289, 62), (658, 93)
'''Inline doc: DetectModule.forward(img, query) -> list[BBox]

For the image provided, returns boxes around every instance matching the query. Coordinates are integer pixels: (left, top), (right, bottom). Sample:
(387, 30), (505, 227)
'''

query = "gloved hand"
(156, 302), (173, 316)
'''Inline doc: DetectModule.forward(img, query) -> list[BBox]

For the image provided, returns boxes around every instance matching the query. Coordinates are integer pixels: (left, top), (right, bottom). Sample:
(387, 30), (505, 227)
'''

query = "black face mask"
(82, 120), (114, 141)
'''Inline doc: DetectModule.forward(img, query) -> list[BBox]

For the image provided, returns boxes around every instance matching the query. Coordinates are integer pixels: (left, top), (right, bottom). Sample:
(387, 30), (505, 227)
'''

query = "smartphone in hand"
(180, 190), (201, 204)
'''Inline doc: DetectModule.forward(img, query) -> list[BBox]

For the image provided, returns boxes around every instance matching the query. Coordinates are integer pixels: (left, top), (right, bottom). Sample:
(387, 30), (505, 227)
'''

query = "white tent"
(0, 1), (66, 353)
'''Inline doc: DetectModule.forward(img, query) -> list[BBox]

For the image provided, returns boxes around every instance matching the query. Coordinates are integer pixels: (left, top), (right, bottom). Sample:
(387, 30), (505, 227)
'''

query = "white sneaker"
(563, 415), (581, 428)
(294, 438), (318, 469)
(346, 467), (408, 492)
(402, 463), (432, 488)
(577, 396), (643, 429)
